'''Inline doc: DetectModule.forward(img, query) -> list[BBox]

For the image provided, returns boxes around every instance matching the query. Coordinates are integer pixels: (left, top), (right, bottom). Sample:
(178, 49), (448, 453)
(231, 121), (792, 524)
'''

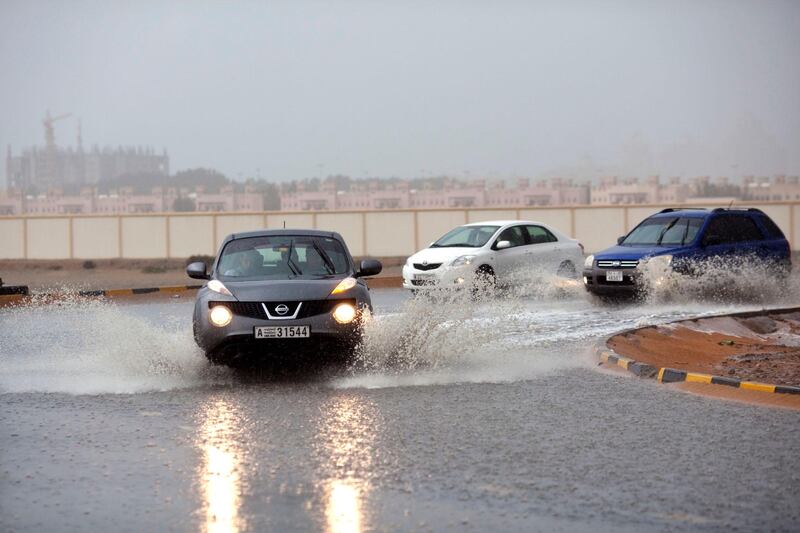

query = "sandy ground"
(0, 259), (403, 292)
(608, 309), (800, 409)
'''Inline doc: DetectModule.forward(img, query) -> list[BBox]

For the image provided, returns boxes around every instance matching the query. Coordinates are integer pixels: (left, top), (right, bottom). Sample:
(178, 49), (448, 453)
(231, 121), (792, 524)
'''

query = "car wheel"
(473, 265), (496, 296)
(557, 260), (577, 279)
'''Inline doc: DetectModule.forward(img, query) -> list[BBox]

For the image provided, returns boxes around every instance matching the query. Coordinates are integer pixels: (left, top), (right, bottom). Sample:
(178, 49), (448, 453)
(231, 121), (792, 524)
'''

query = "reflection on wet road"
(317, 395), (378, 533)
(199, 399), (246, 533)
(1, 287), (799, 531)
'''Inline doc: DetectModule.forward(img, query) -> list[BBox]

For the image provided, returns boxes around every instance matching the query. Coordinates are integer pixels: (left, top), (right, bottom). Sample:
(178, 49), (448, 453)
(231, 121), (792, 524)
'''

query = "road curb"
(0, 284), (203, 308)
(596, 344), (800, 396)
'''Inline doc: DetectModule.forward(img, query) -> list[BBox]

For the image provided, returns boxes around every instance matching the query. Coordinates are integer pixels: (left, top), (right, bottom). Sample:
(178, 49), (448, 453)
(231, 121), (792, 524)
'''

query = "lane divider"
(598, 347), (800, 395)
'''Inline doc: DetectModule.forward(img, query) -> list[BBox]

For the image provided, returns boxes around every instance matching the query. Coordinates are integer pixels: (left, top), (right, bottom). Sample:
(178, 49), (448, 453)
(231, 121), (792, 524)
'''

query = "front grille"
(597, 260), (639, 269)
(413, 263), (442, 271)
(222, 301), (264, 319)
(210, 299), (356, 319)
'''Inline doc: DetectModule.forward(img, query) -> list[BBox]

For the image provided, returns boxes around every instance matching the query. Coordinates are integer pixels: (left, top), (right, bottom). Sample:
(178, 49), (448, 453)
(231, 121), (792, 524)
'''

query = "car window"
(495, 226), (526, 248)
(217, 235), (350, 280)
(431, 225), (500, 248)
(622, 216), (701, 246)
(757, 214), (785, 239)
(525, 225), (557, 244)
(659, 218), (703, 245)
(702, 215), (764, 245)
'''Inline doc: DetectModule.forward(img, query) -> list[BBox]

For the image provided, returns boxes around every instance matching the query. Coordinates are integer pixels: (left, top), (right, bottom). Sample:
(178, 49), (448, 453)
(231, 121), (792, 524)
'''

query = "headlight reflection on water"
(198, 399), (246, 533)
(317, 395), (382, 533)
(325, 480), (362, 533)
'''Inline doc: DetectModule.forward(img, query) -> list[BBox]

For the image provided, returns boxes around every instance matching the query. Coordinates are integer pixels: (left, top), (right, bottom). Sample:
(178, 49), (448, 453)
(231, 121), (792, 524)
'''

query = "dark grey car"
(187, 229), (382, 366)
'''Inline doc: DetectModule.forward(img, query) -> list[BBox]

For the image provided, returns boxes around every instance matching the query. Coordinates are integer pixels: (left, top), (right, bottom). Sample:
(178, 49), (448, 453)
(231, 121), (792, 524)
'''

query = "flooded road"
(2, 287), (799, 531)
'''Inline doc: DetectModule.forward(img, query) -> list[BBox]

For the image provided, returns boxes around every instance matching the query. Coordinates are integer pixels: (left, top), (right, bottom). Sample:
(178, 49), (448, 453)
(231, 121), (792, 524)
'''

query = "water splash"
(340, 271), (741, 389)
(0, 291), (227, 394)
(637, 255), (800, 305)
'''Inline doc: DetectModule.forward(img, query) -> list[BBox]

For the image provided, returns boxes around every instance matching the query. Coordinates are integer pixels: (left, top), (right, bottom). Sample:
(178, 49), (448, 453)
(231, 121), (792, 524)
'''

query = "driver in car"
(223, 249), (262, 277)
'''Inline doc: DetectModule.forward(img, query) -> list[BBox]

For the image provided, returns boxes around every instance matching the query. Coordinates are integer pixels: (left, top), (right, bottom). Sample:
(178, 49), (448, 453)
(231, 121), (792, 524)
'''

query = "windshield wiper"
(656, 218), (679, 245)
(286, 240), (302, 275)
(680, 221), (690, 245)
(312, 240), (336, 274)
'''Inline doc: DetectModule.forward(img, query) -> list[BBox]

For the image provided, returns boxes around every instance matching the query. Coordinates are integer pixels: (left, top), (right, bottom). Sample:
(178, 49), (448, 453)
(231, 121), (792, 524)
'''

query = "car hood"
(223, 279), (343, 301)
(594, 245), (684, 261)
(407, 247), (483, 265)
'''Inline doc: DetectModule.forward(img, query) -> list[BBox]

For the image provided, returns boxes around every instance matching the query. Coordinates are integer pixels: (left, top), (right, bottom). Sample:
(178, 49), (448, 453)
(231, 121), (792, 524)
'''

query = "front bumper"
(401, 263), (474, 290)
(582, 268), (640, 296)
(195, 300), (364, 361)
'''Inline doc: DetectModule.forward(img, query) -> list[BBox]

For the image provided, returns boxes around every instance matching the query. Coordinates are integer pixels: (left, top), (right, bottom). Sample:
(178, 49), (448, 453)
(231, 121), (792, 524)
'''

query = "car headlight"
(332, 302), (357, 324)
(207, 279), (232, 296)
(645, 254), (673, 267)
(209, 305), (233, 327)
(584, 255), (595, 269)
(451, 255), (477, 267)
(331, 277), (357, 295)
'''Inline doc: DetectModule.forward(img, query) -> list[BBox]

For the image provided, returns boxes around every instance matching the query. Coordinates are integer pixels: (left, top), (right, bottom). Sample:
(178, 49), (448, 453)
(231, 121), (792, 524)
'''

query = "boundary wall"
(1, 203), (798, 260)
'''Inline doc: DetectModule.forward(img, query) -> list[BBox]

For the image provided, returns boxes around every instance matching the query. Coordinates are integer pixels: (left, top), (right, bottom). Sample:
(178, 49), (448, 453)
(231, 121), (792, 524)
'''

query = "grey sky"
(1, 0), (798, 186)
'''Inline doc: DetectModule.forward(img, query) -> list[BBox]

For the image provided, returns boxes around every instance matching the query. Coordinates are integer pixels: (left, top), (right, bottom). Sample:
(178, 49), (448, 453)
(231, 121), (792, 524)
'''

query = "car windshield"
(217, 235), (350, 280)
(621, 217), (703, 246)
(431, 225), (500, 248)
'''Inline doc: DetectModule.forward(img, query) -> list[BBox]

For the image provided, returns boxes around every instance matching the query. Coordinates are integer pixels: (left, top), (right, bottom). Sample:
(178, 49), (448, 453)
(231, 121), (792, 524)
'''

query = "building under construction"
(5, 112), (169, 191)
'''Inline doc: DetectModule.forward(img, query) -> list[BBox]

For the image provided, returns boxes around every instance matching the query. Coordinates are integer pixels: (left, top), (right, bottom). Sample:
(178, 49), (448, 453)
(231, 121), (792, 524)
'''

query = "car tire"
(557, 260), (577, 279)
(473, 265), (496, 296)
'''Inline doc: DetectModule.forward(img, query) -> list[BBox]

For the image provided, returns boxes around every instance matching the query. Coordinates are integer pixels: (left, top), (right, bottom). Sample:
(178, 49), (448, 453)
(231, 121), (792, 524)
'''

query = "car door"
(491, 225), (528, 279)
(697, 214), (764, 269)
(523, 225), (561, 273)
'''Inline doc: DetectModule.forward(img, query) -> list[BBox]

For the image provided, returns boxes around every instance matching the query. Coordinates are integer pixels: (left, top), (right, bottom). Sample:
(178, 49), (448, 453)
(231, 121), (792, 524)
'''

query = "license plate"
(606, 270), (624, 282)
(414, 273), (435, 281)
(254, 325), (310, 339)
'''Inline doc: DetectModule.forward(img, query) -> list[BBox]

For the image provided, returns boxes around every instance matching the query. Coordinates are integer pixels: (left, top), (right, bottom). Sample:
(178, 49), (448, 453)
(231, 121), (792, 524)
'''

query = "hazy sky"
(1, 0), (798, 186)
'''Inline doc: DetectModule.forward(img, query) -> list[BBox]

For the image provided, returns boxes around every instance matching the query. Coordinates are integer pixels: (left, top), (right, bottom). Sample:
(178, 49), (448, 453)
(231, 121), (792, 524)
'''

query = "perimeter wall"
(1, 203), (798, 259)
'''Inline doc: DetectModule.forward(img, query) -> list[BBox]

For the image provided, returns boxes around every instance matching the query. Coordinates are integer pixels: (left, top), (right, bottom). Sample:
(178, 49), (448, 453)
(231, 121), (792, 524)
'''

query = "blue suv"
(582, 208), (792, 297)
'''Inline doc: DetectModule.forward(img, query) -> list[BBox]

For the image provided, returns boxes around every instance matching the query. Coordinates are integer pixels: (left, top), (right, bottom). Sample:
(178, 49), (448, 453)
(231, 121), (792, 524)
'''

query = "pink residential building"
(281, 178), (591, 211)
(0, 186), (264, 215)
(742, 176), (800, 202)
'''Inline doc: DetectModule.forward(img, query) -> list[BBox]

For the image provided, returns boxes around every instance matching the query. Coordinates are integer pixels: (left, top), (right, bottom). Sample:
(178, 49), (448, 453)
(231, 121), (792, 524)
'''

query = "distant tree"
(173, 197), (196, 212)
(172, 168), (230, 192)
(262, 183), (281, 210)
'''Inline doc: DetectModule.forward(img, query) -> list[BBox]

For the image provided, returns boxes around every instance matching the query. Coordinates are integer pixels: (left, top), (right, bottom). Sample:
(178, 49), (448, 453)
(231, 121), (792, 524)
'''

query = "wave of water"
(0, 293), (228, 395)
(2, 265), (797, 395)
(337, 269), (757, 389)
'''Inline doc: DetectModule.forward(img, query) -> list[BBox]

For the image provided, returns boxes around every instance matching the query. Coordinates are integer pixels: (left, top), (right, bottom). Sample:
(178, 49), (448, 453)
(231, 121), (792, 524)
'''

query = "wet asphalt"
(1, 288), (799, 532)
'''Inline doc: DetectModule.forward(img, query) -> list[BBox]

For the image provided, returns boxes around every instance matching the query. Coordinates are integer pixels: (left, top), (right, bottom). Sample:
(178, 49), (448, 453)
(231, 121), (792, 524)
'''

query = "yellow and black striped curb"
(598, 347), (800, 395)
(0, 285), (203, 308)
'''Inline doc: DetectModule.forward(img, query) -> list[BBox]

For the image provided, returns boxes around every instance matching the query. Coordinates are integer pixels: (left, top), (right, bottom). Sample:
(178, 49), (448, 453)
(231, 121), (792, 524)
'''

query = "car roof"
(648, 209), (710, 219)
(226, 228), (341, 241)
(464, 220), (548, 227)
(649, 207), (767, 219)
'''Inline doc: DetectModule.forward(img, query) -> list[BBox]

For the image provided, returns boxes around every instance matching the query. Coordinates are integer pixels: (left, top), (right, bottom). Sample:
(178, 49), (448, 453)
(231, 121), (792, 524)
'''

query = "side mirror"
(617, 236), (625, 245)
(495, 240), (512, 250)
(704, 235), (722, 247)
(356, 259), (382, 278)
(186, 261), (210, 280)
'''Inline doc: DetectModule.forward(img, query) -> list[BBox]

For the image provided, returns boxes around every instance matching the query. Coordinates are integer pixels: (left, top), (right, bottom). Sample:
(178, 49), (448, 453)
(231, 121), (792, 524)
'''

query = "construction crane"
(43, 110), (72, 150)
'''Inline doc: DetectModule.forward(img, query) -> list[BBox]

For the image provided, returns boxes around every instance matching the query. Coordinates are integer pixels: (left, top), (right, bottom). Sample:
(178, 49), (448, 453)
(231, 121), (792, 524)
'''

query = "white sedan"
(402, 220), (584, 291)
